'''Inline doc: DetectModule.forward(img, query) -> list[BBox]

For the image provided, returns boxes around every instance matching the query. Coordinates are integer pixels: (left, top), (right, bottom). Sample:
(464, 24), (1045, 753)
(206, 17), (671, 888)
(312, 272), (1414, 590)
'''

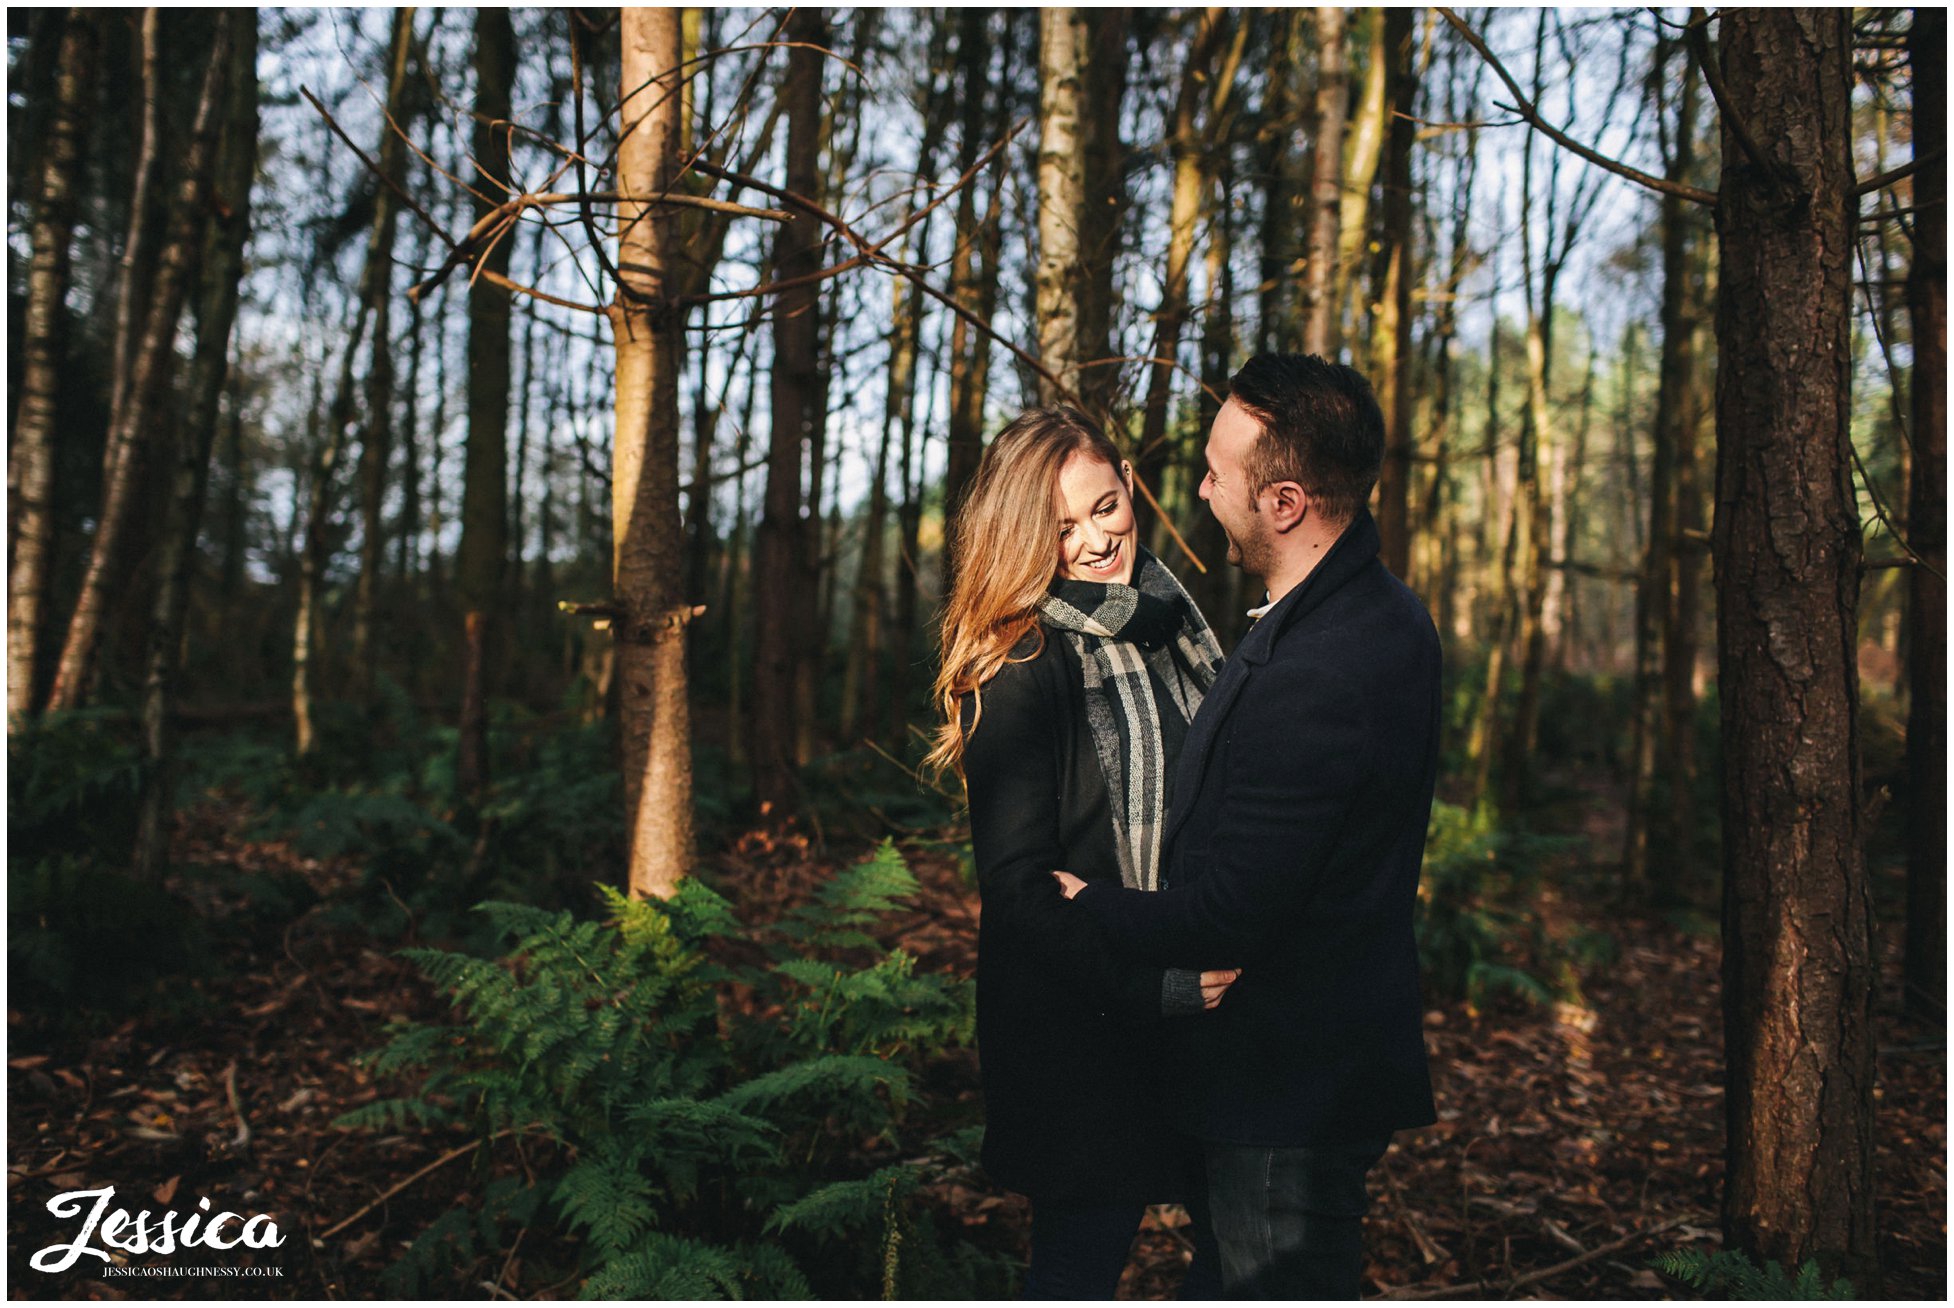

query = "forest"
(4, 5), (1944, 1300)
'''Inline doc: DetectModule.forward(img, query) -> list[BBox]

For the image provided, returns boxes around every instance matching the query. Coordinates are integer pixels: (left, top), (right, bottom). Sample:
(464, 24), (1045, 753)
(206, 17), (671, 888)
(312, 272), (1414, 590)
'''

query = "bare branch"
(1437, 8), (1718, 208)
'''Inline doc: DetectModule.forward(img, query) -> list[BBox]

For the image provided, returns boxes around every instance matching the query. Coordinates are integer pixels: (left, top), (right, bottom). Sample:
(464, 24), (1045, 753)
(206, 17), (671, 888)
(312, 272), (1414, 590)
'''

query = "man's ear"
(1265, 480), (1309, 533)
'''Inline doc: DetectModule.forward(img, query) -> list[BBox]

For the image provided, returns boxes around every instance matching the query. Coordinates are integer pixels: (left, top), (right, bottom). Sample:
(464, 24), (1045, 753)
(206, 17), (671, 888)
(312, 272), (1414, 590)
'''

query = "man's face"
(1199, 399), (1276, 577)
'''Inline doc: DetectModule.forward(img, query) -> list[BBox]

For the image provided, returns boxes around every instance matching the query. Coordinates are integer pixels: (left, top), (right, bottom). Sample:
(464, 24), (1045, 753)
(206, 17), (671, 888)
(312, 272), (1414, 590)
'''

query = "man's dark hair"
(1228, 352), (1385, 526)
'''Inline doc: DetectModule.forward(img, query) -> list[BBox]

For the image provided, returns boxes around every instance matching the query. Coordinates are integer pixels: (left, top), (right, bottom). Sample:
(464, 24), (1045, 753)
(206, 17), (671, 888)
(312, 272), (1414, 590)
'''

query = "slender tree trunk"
(1713, 9), (1876, 1279)
(1904, 7), (1947, 1023)
(1035, 7), (1089, 402)
(47, 14), (227, 713)
(107, 10), (164, 428)
(610, 7), (695, 897)
(1076, 10), (1128, 417)
(351, 7), (415, 705)
(941, 9), (1007, 532)
(9, 8), (95, 724)
(1300, 6), (1347, 358)
(1333, 8), (1389, 351)
(750, 8), (826, 815)
(456, 6), (514, 802)
(1254, 11), (1306, 357)
(1370, 6), (1417, 578)
(1625, 38), (1699, 896)
(134, 12), (253, 878)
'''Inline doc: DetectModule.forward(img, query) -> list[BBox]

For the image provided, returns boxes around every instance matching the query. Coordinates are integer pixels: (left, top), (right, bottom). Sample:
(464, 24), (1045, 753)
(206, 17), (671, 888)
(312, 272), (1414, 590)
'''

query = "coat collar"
(1233, 508), (1382, 666)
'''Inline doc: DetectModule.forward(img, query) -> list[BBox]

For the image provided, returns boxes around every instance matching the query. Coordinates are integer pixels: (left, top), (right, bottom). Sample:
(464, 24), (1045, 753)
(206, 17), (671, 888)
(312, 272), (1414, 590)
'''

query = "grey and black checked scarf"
(1037, 547), (1226, 891)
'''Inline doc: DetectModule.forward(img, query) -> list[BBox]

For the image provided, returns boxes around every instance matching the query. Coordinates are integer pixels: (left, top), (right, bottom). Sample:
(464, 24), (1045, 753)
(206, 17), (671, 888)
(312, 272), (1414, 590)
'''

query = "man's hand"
(1199, 968), (1242, 1009)
(1052, 870), (1088, 899)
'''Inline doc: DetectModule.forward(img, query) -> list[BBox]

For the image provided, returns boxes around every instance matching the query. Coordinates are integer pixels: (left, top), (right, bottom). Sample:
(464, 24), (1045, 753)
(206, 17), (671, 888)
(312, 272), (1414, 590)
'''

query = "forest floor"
(6, 774), (1944, 1300)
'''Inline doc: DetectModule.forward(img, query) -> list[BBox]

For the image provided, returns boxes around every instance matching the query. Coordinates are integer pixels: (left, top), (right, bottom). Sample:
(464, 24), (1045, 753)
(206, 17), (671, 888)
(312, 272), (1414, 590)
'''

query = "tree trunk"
(1713, 8), (1876, 1279)
(1254, 11), (1305, 357)
(1625, 37), (1699, 897)
(750, 7), (826, 816)
(1370, 6), (1417, 578)
(1137, 11), (1229, 543)
(1903, 7), (1947, 1023)
(1333, 8), (1389, 352)
(1035, 7), (1089, 402)
(134, 12), (253, 878)
(9, 7), (95, 724)
(456, 6), (515, 802)
(941, 9), (1006, 532)
(1300, 6), (1347, 358)
(611, 7), (696, 899)
(351, 7), (415, 705)
(47, 13), (226, 713)
(1076, 10), (1128, 418)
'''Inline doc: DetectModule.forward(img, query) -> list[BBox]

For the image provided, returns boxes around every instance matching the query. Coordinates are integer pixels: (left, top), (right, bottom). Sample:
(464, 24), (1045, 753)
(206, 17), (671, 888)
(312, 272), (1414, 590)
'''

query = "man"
(1054, 353), (1441, 1298)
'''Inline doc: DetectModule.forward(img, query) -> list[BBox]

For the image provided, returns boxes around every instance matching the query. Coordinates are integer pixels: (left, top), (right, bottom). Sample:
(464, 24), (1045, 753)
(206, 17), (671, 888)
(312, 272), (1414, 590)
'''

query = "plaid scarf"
(1037, 547), (1226, 891)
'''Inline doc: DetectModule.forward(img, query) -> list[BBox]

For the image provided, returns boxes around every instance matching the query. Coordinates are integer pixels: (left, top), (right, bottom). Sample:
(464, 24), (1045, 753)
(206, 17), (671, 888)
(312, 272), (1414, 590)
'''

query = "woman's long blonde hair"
(925, 407), (1127, 780)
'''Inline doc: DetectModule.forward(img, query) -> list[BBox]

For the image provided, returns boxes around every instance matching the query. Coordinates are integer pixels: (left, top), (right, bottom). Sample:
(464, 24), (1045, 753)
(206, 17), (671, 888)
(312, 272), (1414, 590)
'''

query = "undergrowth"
(335, 840), (1013, 1299)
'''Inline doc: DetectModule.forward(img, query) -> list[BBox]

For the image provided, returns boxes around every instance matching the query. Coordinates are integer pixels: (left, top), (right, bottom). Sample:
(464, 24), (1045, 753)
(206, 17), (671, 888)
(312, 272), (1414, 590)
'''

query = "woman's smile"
(1080, 540), (1123, 576)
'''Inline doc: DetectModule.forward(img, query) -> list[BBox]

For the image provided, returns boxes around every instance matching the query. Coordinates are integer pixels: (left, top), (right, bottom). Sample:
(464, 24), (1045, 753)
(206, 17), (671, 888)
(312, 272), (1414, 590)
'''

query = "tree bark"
(611, 6), (695, 899)
(1370, 6), (1418, 579)
(134, 11), (254, 878)
(1300, 6), (1347, 358)
(47, 12), (225, 713)
(1625, 37), (1699, 896)
(1076, 10), (1128, 418)
(456, 5), (515, 802)
(8, 7), (95, 724)
(942, 9), (1006, 532)
(1903, 6), (1947, 1023)
(1712, 8), (1876, 1279)
(1333, 8), (1389, 352)
(1034, 7), (1089, 402)
(750, 7), (826, 816)
(351, 7), (416, 705)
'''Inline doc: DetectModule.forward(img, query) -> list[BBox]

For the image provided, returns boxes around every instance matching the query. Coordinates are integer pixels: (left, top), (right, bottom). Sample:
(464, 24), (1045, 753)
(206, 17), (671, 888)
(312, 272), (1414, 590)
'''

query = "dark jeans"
(1203, 1137), (1392, 1299)
(1023, 1199), (1223, 1300)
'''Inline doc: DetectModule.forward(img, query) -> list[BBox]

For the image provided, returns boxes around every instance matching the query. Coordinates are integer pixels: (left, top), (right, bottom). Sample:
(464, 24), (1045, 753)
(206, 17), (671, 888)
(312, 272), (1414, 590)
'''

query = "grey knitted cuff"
(1161, 968), (1207, 1017)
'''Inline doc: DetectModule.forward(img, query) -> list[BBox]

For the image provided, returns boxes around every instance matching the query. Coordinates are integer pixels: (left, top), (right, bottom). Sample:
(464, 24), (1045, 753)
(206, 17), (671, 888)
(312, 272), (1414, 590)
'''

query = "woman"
(926, 407), (1236, 1299)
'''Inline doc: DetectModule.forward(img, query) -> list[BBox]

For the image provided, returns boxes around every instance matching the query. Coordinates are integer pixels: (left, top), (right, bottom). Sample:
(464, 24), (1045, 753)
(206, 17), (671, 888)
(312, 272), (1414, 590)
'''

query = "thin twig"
(319, 1130), (521, 1240)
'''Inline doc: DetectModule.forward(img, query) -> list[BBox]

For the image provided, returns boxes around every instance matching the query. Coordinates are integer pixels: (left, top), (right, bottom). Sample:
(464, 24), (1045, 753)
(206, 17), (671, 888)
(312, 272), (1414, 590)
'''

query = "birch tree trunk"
(47, 14), (227, 713)
(1035, 8), (1088, 402)
(9, 7), (95, 724)
(1712, 8), (1876, 1278)
(612, 6), (695, 898)
(1300, 6), (1347, 358)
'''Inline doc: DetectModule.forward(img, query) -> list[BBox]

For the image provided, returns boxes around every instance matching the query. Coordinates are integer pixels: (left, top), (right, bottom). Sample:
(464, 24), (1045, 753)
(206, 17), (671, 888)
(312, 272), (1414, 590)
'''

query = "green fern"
(1651, 1248), (1856, 1300)
(340, 843), (988, 1299)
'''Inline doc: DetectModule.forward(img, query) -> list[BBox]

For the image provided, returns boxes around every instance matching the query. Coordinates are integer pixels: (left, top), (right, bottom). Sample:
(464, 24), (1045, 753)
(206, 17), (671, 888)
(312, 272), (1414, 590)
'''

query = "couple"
(928, 354), (1442, 1299)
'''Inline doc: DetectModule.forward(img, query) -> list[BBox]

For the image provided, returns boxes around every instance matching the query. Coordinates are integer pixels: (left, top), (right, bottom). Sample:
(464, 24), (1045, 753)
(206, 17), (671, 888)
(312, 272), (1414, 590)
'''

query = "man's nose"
(1198, 470), (1214, 502)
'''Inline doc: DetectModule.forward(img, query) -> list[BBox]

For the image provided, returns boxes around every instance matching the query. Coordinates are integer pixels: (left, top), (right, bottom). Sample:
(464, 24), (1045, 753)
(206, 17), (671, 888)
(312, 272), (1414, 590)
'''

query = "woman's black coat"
(961, 624), (1200, 1207)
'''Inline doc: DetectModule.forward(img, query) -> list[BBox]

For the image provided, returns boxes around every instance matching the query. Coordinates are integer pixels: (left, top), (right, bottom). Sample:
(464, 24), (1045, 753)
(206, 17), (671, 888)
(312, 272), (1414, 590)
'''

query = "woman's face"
(1054, 450), (1137, 586)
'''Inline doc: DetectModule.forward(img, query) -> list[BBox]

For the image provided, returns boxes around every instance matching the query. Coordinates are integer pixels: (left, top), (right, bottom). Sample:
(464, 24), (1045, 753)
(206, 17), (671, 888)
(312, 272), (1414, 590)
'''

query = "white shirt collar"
(1246, 593), (1274, 621)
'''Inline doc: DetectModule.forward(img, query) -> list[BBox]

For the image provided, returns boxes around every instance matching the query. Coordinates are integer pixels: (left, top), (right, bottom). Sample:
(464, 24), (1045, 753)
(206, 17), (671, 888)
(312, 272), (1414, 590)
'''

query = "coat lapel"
(1161, 509), (1385, 850)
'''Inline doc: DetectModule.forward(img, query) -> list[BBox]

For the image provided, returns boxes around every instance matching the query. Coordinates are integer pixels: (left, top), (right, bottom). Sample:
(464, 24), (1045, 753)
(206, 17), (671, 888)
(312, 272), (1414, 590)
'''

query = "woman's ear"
(1121, 460), (1135, 494)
